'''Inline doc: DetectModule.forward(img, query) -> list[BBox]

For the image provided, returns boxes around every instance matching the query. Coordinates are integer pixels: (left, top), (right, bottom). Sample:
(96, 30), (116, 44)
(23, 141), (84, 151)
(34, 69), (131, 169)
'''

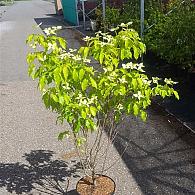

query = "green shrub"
(26, 23), (179, 180)
(145, 0), (195, 69)
(104, 0), (164, 33)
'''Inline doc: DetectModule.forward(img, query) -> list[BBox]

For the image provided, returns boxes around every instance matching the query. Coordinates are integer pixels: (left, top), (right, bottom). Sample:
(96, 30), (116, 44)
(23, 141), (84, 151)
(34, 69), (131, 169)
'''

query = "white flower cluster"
(72, 55), (82, 61)
(142, 78), (152, 85)
(63, 83), (71, 90)
(83, 58), (91, 63)
(133, 91), (144, 100)
(29, 43), (37, 49)
(60, 47), (91, 63)
(83, 36), (91, 42)
(152, 77), (161, 84)
(110, 27), (119, 32)
(103, 35), (113, 43)
(107, 71), (117, 81)
(120, 22), (133, 28)
(117, 103), (124, 111)
(118, 77), (127, 84)
(110, 22), (132, 32)
(69, 48), (77, 53)
(88, 95), (98, 104)
(48, 42), (57, 50)
(122, 62), (145, 72)
(76, 93), (97, 107)
(164, 78), (178, 85)
(60, 52), (74, 59)
(72, 55), (91, 63)
(43, 26), (62, 36)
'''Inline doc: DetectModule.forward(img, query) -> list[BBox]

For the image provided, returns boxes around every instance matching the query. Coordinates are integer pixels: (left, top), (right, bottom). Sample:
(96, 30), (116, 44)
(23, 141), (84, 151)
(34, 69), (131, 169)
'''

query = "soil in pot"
(76, 175), (115, 195)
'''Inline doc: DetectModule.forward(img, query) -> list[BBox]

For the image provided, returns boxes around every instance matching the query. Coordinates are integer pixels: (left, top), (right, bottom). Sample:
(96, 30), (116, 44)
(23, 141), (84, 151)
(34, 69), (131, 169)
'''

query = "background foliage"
(144, 0), (195, 69)
(102, 0), (195, 69)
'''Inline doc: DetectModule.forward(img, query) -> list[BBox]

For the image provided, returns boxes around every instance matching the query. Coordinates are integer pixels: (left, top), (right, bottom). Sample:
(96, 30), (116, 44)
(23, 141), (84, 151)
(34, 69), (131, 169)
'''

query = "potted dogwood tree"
(26, 23), (179, 194)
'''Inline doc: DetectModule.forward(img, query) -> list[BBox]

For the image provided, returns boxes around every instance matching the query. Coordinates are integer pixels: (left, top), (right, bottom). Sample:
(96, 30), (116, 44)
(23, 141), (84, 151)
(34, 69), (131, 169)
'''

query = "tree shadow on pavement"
(0, 150), (81, 194)
(34, 15), (65, 30)
(114, 107), (195, 195)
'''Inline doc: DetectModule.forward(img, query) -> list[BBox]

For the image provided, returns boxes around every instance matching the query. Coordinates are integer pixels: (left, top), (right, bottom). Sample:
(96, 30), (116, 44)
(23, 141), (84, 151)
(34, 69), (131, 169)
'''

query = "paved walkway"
(0, 1), (195, 195)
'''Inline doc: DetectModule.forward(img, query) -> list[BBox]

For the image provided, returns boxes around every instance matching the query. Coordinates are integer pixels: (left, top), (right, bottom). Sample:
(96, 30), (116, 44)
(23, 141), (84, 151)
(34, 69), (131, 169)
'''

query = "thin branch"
(102, 145), (128, 173)
(101, 114), (118, 173)
(73, 132), (88, 175)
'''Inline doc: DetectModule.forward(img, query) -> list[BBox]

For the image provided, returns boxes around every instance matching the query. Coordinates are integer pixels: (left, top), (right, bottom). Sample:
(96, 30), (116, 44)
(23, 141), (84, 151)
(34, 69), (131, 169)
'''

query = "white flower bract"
(133, 91), (144, 100)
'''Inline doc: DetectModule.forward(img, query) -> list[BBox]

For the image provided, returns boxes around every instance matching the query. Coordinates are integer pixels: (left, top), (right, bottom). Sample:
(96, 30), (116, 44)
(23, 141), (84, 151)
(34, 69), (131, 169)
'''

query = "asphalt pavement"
(0, 1), (195, 195)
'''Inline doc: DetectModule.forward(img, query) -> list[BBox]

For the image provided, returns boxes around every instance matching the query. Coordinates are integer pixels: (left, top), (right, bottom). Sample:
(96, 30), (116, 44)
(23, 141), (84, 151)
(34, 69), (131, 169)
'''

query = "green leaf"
(39, 76), (45, 91)
(87, 118), (96, 130)
(79, 69), (85, 80)
(79, 47), (84, 54)
(26, 34), (34, 44)
(54, 68), (61, 86)
(90, 77), (97, 89)
(67, 115), (74, 123)
(81, 110), (87, 119)
(38, 36), (46, 48)
(112, 58), (119, 67)
(137, 78), (143, 87)
(72, 69), (78, 81)
(81, 79), (88, 91)
(127, 103), (132, 113)
(28, 63), (35, 78)
(51, 94), (58, 102)
(145, 90), (150, 99)
(37, 53), (45, 62)
(64, 94), (70, 104)
(59, 95), (64, 105)
(99, 50), (104, 64)
(63, 66), (68, 81)
(139, 42), (146, 53)
(58, 131), (70, 141)
(114, 89), (119, 96)
(132, 78), (137, 89)
(133, 46), (139, 59)
(27, 53), (36, 64)
(140, 110), (147, 121)
(42, 92), (50, 108)
(120, 48), (125, 60)
(85, 119), (91, 129)
(58, 38), (66, 49)
(83, 47), (89, 58)
(133, 103), (139, 116)
(104, 88), (111, 98)
(120, 86), (126, 95)
(125, 50), (132, 59)
(125, 39), (129, 48)
(143, 100), (148, 109)
(74, 120), (81, 133)
(173, 91), (179, 100)
(107, 66), (113, 71)
(161, 90), (167, 98)
(90, 106), (97, 116)
(114, 112), (121, 122)
(76, 137), (86, 147)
